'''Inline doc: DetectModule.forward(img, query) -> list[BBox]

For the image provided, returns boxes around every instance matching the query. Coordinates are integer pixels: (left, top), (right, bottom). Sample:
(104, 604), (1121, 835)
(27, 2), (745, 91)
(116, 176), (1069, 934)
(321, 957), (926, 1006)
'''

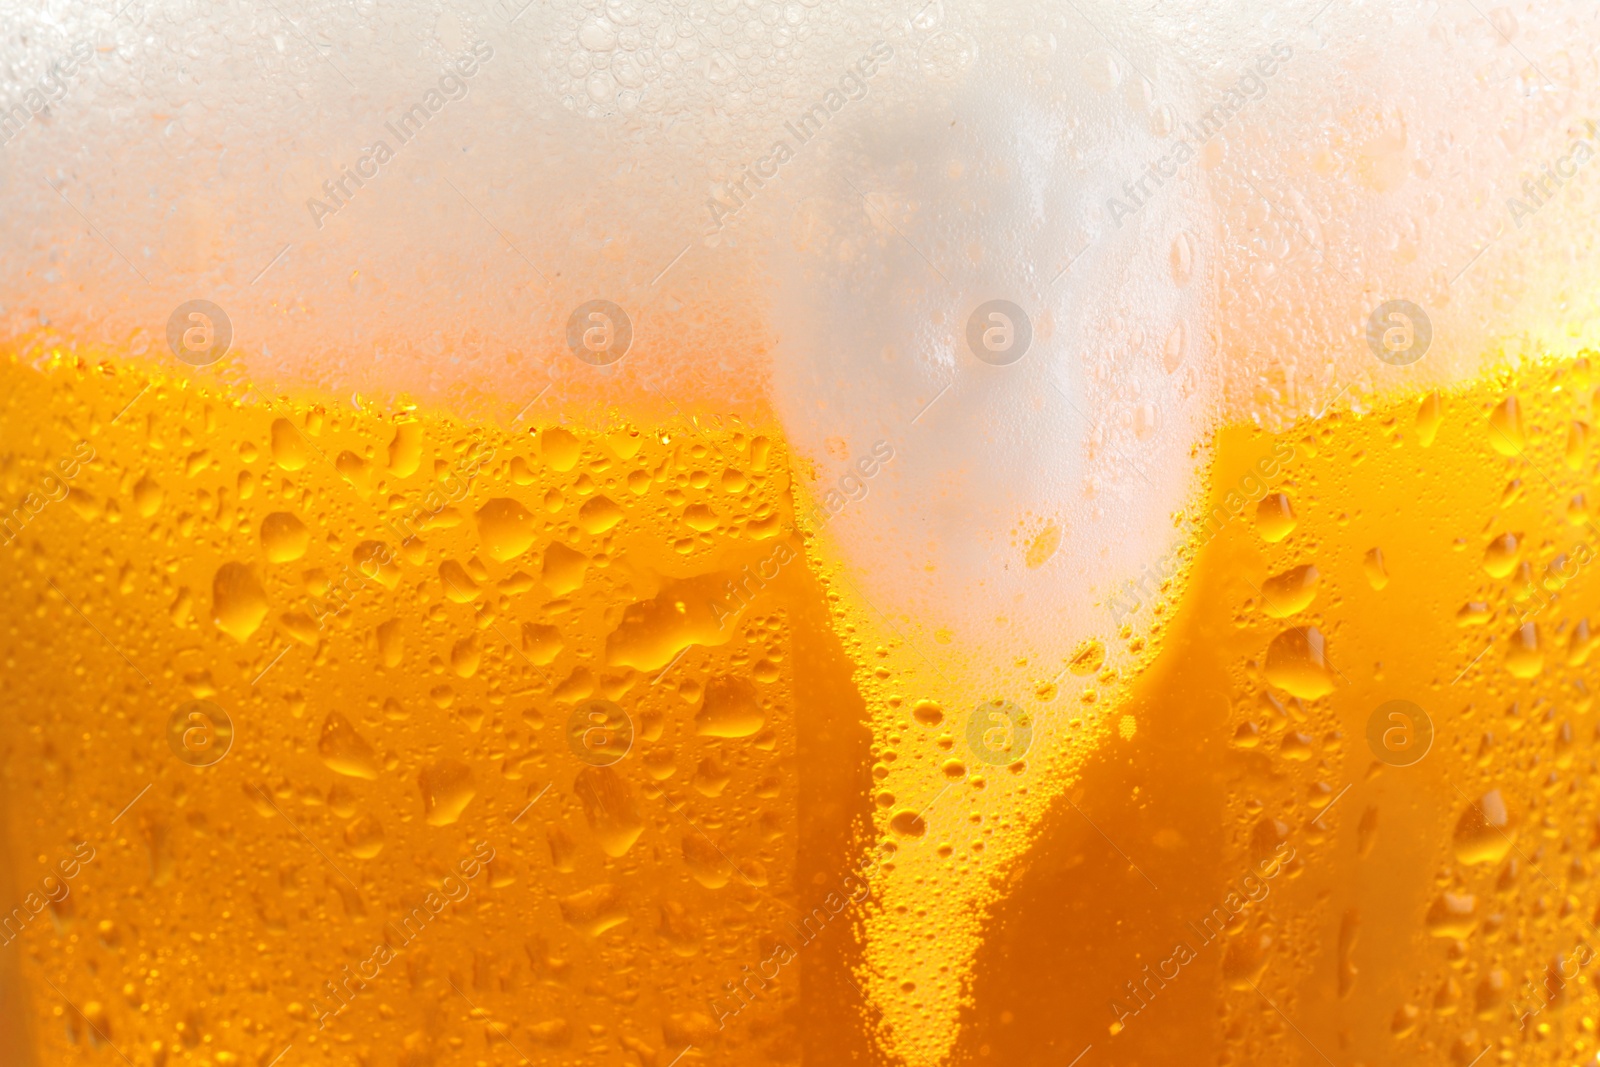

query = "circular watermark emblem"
(166, 300), (233, 366)
(167, 700), (234, 767)
(1365, 300), (1430, 366)
(966, 698), (1032, 765)
(1365, 699), (1433, 766)
(965, 299), (1032, 366)
(566, 698), (634, 766)
(565, 300), (632, 366)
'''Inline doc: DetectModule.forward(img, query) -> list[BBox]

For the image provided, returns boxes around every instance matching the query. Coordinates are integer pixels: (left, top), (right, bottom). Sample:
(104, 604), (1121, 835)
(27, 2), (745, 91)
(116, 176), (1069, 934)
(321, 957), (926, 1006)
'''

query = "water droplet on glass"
(1261, 564), (1318, 617)
(212, 562), (268, 642)
(1416, 392), (1443, 447)
(1162, 320), (1187, 374)
(1363, 547), (1389, 589)
(1483, 533), (1519, 578)
(1488, 395), (1525, 456)
(1454, 789), (1514, 864)
(476, 498), (537, 561)
(270, 418), (308, 471)
(1256, 493), (1297, 542)
(1170, 232), (1194, 286)
(260, 511), (309, 562)
(1505, 622), (1543, 678)
(418, 759), (476, 826)
(318, 712), (380, 780)
(1264, 626), (1336, 699)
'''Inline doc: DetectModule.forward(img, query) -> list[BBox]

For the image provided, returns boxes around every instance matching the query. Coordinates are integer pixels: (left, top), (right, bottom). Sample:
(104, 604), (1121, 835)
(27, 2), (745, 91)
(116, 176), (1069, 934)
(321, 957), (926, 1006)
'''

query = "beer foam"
(3, 2), (1596, 637)
(5, 1), (1600, 1062)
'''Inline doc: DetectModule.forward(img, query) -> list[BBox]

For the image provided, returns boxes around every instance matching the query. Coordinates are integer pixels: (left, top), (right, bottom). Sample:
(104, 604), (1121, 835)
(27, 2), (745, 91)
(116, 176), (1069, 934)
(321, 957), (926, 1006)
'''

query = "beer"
(7, 0), (1600, 1063)
(0, 347), (866, 1064)
(7, 338), (1600, 1066)
(943, 358), (1600, 1067)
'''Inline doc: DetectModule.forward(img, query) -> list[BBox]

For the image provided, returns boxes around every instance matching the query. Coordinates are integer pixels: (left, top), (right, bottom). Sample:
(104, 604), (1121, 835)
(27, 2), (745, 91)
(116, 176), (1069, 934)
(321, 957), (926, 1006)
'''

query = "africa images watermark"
(1, 440), (95, 545)
(710, 537), (801, 631)
(1106, 42), (1293, 228)
(0, 40), (95, 146)
(268, 436), (494, 652)
(1107, 439), (1295, 625)
(1512, 534), (1595, 624)
(703, 41), (894, 236)
(306, 42), (494, 229)
(0, 840), (97, 948)
(380, 436), (495, 547)
(800, 438), (895, 533)
(706, 840), (895, 1030)
(1513, 939), (1596, 1032)
(306, 840), (494, 1028)
(1507, 118), (1598, 230)
(1108, 840), (1295, 1033)
(709, 438), (896, 629)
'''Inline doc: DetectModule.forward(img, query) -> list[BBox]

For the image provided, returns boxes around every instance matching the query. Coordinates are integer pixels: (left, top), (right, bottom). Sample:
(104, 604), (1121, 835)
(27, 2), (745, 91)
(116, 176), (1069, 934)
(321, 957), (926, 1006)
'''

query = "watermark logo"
(965, 300), (1032, 366)
(565, 300), (632, 366)
(381, 438), (494, 546)
(0, 841), (96, 948)
(707, 840), (897, 1032)
(966, 699), (1032, 765)
(1365, 699), (1432, 766)
(1109, 439), (1297, 625)
(711, 538), (800, 630)
(1365, 299), (1430, 366)
(1506, 119), (1598, 230)
(0, 41), (95, 147)
(305, 43), (494, 229)
(168, 700), (234, 767)
(166, 300), (233, 366)
(798, 439), (894, 535)
(307, 841), (494, 1029)
(567, 698), (633, 766)
(1, 439), (94, 545)
(1106, 42), (1293, 229)
(702, 41), (895, 237)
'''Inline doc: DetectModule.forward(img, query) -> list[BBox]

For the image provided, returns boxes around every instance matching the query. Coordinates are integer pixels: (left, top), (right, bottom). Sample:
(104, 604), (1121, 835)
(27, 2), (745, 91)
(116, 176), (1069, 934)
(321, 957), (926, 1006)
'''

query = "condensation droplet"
(418, 759), (476, 826)
(343, 814), (385, 858)
(1264, 626), (1336, 699)
(1162, 320), (1187, 374)
(1505, 622), (1543, 678)
(1416, 392), (1442, 447)
(1261, 564), (1318, 617)
(260, 511), (309, 562)
(1256, 493), (1297, 542)
(318, 712), (380, 780)
(270, 418), (307, 471)
(477, 498), (537, 561)
(1363, 547), (1389, 589)
(1170, 232), (1194, 286)
(1483, 533), (1519, 578)
(212, 562), (268, 642)
(1453, 789), (1513, 864)
(1488, 395), (1525, 456)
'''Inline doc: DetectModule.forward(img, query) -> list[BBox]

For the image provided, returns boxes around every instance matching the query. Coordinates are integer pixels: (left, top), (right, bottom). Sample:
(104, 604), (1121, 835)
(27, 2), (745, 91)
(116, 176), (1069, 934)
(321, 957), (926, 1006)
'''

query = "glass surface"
(3, 2), (1600, 1065)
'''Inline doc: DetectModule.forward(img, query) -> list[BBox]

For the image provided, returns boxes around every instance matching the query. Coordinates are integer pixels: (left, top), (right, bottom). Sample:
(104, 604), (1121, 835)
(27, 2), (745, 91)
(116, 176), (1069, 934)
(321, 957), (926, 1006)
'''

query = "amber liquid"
(2, 347), (1599, 1066)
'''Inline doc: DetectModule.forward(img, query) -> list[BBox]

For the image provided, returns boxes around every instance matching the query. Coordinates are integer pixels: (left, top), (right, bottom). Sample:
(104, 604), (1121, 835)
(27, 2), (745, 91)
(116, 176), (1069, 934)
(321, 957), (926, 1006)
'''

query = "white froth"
(4, 1), (1595, 632)
(766, 33), (1215, 692)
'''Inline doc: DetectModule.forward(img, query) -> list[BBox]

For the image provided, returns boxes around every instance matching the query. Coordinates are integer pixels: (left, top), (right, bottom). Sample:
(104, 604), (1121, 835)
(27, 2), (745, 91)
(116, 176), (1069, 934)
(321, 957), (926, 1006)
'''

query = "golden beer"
(3, 340), (1600, 1067)
(5, 0), (1600, 1061)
